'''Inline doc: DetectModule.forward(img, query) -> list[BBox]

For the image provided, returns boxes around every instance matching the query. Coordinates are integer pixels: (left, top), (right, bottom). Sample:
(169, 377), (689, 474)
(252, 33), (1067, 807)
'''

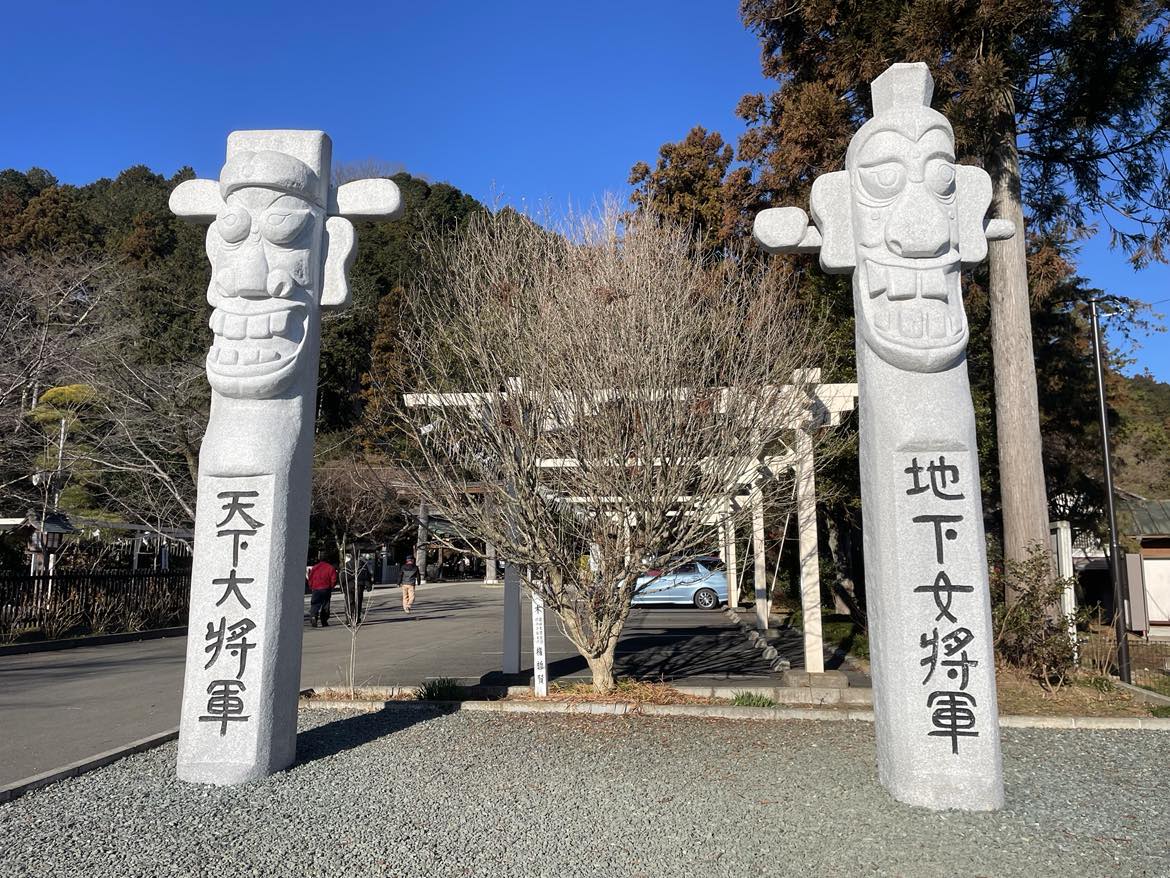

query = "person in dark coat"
(344, 560), (374, 624)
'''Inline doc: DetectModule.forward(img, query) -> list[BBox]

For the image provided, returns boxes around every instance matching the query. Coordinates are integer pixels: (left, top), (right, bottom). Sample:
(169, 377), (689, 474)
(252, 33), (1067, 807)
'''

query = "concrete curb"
(672, 683), (874, 706)
(297, 696), (1170, 730)
(0, 727), (179, 804)
(0, 626), (188, 657)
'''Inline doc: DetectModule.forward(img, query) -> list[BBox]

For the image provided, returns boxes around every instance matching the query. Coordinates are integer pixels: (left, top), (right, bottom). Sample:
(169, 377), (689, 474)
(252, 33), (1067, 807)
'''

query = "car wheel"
(693, 588), (719, 610)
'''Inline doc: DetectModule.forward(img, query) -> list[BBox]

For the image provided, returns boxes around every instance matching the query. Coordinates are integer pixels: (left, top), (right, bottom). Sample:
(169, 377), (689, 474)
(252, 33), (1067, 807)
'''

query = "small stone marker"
(753, 64), (1013, 811)
(170, 130), (403, 784)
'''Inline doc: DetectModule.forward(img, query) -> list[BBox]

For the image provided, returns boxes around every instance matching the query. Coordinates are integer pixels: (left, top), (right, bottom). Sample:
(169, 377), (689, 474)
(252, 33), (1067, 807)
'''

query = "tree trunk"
(824, 513), (858, 619)
(348, 627), (358, 698)
(986, 89), (1052, 596)
(584, 645), (617, 694)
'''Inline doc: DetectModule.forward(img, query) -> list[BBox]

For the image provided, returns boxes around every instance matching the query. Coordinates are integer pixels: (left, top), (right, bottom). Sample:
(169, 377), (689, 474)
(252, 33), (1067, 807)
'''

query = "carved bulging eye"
(215, 205), (251, 244)
(927, 159), (956, 198)
(859, 163), (906, 201)
(261, 208), (311, 245)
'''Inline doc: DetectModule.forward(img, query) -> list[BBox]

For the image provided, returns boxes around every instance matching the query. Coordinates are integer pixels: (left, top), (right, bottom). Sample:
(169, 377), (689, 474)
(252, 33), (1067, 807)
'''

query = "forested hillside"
(0, 163), (483, 531)
(1115, 373), (1170, 499)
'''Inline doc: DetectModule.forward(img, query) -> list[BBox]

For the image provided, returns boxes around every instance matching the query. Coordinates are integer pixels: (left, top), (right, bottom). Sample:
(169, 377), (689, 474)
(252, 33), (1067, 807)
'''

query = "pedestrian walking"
(344, 559), (373, 624)
(307, 556), (338, 627)
(398, 555), (419, 613)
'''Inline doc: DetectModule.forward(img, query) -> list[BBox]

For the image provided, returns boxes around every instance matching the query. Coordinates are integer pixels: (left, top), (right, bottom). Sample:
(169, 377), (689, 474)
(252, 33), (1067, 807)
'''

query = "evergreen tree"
(735, 0), (1170, 570)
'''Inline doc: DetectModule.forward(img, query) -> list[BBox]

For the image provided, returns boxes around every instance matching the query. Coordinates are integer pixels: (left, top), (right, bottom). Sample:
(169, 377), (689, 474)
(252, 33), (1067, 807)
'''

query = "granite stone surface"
(754, 64), (1014, 810)
(168, 131), (402, 785)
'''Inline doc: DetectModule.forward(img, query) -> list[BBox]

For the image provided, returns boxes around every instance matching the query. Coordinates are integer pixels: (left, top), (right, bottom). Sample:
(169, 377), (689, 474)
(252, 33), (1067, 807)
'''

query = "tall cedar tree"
(633, 3), (1169, 574)
(736, 0), (1170, 574)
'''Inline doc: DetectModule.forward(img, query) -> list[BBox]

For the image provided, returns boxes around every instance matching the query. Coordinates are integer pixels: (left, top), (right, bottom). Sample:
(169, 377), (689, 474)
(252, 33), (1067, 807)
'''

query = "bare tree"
(0, 253), (122, 541)
(0, 253), (205, 538)
(386, 207), (835, 692)
(311, 456), (407, 696)
(68, 349), (206, 532)
(331, 158), (408, 186)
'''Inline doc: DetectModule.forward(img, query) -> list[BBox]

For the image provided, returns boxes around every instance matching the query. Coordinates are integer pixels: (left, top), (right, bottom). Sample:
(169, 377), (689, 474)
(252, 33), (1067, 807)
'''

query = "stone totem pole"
(169, 131), (402, 784)
(754, 64), (1015, 811)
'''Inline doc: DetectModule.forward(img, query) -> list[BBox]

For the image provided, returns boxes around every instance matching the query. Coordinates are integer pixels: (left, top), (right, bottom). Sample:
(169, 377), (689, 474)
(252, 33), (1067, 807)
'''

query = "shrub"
(992, 544), (1083, 692)
(414, 678), (462, 701)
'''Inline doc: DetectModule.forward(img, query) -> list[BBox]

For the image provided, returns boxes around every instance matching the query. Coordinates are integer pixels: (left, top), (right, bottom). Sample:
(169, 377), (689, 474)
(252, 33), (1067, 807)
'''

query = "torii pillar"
(753, 64), (1014, 811)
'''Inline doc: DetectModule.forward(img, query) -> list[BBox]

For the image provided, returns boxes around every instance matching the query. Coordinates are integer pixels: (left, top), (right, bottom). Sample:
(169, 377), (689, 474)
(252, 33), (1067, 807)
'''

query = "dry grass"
(994, 666), (1156, 717)
(508, 679), (715, 705)
(303, 686), (416, 702)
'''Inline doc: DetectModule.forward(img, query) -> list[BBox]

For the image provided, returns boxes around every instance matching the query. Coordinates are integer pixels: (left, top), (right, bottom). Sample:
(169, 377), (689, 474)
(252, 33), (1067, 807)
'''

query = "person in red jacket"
(307, 557), (338, 627)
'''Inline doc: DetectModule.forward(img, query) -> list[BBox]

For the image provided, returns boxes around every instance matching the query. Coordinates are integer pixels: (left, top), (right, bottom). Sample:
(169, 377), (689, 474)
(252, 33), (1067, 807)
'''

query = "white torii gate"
(403, 370), (856, 676)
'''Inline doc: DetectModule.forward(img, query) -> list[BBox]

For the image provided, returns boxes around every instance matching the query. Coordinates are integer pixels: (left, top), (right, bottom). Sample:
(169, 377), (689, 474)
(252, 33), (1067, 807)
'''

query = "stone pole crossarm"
(753, 64), (1014, 812)
(169, 130), (403, 785)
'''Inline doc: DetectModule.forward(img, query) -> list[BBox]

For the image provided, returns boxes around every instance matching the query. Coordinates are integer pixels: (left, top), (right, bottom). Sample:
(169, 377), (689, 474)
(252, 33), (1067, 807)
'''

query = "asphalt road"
(0, 581), (779, 786)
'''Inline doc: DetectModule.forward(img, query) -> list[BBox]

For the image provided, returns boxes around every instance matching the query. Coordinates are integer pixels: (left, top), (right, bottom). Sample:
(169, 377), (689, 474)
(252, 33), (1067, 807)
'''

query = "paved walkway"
(0, 581), (779, 785)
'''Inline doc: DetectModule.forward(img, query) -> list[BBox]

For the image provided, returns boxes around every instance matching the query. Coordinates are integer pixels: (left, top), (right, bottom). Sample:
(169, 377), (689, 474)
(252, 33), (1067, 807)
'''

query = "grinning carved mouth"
(206, 297), (306, 398)
(857, 249), (968, 372)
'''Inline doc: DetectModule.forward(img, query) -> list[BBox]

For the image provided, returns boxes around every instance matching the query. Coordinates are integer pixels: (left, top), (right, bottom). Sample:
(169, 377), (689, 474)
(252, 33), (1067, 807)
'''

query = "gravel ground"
(1, 708), (1166, 878)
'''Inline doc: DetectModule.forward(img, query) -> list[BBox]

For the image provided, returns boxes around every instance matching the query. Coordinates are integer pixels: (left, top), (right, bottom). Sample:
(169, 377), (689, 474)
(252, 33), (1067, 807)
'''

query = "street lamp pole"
(1089, 298), (1132, 684)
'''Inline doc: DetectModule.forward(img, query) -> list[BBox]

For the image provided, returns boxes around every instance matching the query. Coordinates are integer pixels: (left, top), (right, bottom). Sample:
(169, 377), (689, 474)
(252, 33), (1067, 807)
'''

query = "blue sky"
(4, 1), (1166, 378)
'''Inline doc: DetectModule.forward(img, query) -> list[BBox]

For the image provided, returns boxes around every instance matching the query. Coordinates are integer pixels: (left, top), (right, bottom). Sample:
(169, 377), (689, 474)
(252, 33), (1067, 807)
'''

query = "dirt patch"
(994, 667), (1155, 717)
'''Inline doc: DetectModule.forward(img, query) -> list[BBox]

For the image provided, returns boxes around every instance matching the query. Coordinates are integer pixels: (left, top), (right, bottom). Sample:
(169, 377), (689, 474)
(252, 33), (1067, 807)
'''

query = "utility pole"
(1089, 298), (1131, 684)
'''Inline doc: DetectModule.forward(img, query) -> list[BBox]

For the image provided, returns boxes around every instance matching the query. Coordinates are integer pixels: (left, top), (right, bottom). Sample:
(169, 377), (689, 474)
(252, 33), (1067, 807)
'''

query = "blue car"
(632, 557), (728, 609)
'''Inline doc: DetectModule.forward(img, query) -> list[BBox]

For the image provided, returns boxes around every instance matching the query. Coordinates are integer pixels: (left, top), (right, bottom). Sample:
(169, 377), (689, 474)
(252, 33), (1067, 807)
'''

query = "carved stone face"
(204, 186), (324, 399)
(848, 116), (966, 372)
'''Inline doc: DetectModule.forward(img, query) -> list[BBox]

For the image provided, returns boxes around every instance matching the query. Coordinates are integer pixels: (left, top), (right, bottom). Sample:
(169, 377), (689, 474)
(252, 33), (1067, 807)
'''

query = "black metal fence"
(1078, 630), (1170, 698)
(0, 570), (191, 642)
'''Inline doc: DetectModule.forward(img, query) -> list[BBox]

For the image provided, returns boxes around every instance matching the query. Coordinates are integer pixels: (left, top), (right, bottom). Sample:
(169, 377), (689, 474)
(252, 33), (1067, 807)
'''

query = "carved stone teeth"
(887, 267), (916, 301)
(269, 310), (289, 335)
(208, 346), (220, 363)
(899, 309), (924, 339)
(240, 349), (260, 366)
(222, 314), (248, 340)
(219, 348), (239, 365)
(928, 312), (947, 338)
(210, 310), (225, 334)
(258, 349), (281, 363)
(867, 262), (888, 297)
(247, 315), (271, 339)
(920, 269), (948, 301)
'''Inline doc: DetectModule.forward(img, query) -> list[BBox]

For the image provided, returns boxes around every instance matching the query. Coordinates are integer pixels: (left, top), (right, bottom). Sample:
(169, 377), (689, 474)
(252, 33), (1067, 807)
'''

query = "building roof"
(1118, 496), (1170, 538)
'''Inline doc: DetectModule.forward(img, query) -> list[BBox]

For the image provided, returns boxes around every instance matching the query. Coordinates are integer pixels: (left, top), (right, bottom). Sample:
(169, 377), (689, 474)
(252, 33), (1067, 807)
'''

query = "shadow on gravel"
(294, 705), (451, 766)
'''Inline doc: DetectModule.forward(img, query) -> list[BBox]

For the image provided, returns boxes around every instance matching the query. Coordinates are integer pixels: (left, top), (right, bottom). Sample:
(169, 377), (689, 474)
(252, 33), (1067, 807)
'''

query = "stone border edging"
(721, 605), (791, 671)
(297, 696), (1170, 730)
(0, 727), (179, 805)
(0, 626), (188, 657)
(1110, 677), (1170, 706)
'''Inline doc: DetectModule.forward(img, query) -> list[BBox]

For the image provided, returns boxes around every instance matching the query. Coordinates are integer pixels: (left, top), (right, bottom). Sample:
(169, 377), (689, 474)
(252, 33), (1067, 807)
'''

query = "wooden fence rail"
(0, 570), (191, 641)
